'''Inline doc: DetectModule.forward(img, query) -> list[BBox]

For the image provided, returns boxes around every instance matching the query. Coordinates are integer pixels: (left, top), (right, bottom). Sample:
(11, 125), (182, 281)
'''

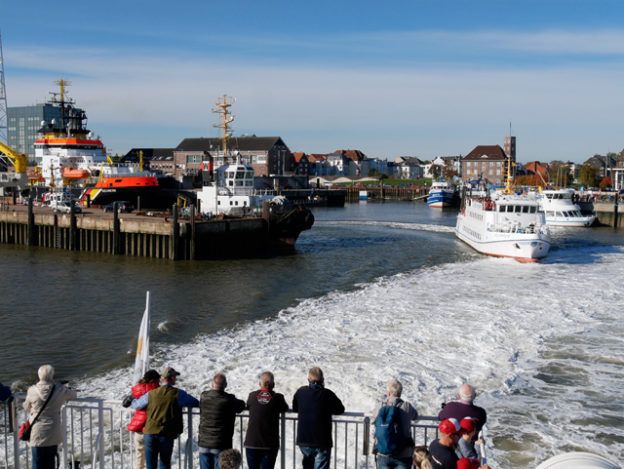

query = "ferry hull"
(455, 225), (551, 262)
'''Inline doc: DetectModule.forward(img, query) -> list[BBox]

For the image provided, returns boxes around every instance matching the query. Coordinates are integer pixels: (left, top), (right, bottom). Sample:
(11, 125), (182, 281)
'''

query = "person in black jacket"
(198, 373), (246, 469)
(292, 367), (344, 469)
(243, 371), (288, 469)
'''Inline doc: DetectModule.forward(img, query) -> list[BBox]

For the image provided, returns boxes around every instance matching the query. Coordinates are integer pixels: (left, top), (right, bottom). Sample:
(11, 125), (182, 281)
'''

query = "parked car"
(51, 201), (82, 214)
(103, 201), (134, 213)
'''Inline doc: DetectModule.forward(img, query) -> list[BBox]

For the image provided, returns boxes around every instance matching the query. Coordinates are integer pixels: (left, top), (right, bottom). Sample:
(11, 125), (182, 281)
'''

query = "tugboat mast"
(212, 95), (234, 161)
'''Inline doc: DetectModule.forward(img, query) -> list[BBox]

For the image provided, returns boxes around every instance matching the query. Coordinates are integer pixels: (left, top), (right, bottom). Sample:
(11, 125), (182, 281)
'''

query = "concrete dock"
(0, 202), (284, 260)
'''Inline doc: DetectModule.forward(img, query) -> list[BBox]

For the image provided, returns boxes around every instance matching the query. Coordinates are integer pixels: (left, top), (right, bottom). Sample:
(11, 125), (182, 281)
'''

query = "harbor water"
(1, 202), (622, 467)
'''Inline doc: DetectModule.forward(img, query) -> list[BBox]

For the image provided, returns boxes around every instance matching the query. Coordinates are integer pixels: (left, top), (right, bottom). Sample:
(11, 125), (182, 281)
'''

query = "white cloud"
(5, 39), (624, 160)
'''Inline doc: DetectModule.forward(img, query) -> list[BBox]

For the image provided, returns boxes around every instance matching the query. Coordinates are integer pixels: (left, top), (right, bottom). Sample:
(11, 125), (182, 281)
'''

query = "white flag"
(133, 291), (151, 384)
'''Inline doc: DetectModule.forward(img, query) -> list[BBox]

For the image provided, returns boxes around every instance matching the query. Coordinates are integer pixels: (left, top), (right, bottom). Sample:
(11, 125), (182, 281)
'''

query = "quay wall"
(0, 205), (273, 260)
(589, 201), (622, 228)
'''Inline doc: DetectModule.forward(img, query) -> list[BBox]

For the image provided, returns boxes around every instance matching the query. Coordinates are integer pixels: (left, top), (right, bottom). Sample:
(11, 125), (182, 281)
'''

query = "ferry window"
(228, 181), (233, 186)
(522, 206), (529, 213)
(515, 206), (522, 213)
(547, 211), (553, 216)
(236, 171), (245, 179)
(246, 181), (253, 186)
(218, 201), (221, 205)
(236, 181), (244, 186)
(530, 206), (536, 213)
(564, 211), (570, 217)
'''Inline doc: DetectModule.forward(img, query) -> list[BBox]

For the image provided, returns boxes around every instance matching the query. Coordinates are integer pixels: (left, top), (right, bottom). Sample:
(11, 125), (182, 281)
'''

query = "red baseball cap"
(457, 457), (480, 469)
(438, 418), (461, 434)
(460, 417), (476, 433)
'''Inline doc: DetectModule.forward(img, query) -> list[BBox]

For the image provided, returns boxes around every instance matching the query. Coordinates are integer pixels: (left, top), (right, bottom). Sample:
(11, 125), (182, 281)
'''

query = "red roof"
(292, 152), (307, 163)
(333, 149), (367, 161)
(525, 161), (548, 176)
(308, 154), (328, 162)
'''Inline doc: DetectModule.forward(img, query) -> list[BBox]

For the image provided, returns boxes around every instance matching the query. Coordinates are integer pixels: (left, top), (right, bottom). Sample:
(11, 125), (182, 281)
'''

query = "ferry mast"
(212, 95), (234, 162)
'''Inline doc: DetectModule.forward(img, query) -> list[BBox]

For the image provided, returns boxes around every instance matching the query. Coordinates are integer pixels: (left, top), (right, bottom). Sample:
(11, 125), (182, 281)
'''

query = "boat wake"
(319, 220), (455, 233)
(82, 248), (624, 467)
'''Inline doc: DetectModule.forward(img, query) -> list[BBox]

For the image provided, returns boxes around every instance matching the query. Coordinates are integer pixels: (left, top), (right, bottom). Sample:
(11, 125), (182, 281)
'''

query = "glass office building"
(7, 104), (66, 163)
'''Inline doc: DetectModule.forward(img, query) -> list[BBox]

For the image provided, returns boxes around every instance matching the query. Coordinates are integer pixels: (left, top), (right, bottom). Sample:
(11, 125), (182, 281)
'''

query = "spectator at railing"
(198, 373), (245, 469)
(456, 418), (480, 460)
(124, 369), (161, 469)
(438, 384), (487, 440)
(132, 366), (199, 469)
(243, 371), (289, 469)
(0, 381), (11, 402)
(371, 378), (419, 469)
(292, 366), (345, 469)
(23, 364), (77, 469)
(430, 419), (489, 469)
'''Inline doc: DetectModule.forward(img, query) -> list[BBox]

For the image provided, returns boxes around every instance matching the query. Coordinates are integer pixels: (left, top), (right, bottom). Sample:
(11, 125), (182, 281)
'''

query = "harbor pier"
(0, 202), (291, 260)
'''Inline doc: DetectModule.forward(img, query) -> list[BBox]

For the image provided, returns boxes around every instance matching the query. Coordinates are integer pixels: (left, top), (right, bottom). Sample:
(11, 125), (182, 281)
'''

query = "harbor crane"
(0, 140), (28, 189)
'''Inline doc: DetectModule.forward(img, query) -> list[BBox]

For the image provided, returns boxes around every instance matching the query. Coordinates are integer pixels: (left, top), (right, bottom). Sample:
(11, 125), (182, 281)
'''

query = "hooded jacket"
(23, 381), (77, 447)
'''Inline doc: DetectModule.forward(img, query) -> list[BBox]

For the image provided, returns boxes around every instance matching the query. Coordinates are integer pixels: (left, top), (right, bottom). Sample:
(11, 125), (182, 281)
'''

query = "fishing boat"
(427, 180), (458, 208)
(538, 188), (595, 227)
(455, 160), (551, 262)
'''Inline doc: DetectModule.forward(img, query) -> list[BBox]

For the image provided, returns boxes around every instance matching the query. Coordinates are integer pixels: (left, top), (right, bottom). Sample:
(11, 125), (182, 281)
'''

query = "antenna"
(0, 31), (8, 143)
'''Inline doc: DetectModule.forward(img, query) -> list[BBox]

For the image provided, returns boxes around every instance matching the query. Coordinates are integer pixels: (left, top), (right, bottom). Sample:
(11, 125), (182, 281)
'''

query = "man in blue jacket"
(292, 367), (344, 469)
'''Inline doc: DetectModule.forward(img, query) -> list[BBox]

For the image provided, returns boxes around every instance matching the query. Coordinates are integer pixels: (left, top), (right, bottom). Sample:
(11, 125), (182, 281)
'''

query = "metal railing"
(2, 397), (440, 469)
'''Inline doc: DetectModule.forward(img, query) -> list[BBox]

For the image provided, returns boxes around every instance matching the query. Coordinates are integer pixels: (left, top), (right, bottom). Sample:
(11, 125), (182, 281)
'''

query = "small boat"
(62, 167), (91, 180)
(538, 188), (595, 227)
(427, 180), (458, 208)
(455, 160), (551, 263)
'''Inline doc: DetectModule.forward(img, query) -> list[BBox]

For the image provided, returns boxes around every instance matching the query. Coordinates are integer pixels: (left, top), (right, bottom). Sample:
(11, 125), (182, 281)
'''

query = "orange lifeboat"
(62, 167), (91, 180)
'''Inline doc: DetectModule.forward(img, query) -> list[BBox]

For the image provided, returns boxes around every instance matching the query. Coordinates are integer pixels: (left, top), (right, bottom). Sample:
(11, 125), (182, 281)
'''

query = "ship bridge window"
(522, 206), (529, 213)
(530, 206), (536, 213)
(236, 180), (244, 186)
(236, 171), (245, 179)
(228, 181), (234, 186)
(246, 181), (253, 186)
(514, 206), (522, 213)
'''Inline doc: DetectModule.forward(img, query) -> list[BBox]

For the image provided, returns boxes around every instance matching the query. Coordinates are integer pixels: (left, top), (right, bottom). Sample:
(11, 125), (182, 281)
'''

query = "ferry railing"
(1, 396), (440, 469)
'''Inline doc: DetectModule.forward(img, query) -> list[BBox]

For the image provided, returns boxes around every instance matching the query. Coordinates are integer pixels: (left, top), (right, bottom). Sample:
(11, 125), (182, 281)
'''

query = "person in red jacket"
(127, 370), (161, 469)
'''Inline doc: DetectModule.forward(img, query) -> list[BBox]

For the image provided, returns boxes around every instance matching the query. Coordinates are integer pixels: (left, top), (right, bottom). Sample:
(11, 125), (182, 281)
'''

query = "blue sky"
(3, 0), (624, 162)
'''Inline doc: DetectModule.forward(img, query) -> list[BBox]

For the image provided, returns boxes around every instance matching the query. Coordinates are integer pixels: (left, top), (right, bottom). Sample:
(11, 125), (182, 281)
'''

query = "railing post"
(280, 412), (286, 469)
(185, 407), (194, 469)
(98, 400), (105, 469)
(11, 400), (21, 469)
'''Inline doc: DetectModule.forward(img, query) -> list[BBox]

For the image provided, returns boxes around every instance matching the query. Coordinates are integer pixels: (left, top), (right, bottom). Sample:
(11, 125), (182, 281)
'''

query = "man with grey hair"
(293, 367), (344, 469)
(244, 371), (288, 469)
(198, 373), (245, 469)
(371, 379), (419, 469)
(438, 384), (487, 438)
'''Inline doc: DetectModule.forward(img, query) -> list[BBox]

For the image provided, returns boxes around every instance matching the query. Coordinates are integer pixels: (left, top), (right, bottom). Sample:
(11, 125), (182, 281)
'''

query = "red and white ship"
(35, 79), (109, 185)
(34, 79), (173, 207)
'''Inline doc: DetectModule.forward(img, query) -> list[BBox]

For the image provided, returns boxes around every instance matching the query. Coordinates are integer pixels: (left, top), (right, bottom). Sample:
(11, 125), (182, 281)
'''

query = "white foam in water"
(83, 246), (624, 467)
(321, 220), (456, 233)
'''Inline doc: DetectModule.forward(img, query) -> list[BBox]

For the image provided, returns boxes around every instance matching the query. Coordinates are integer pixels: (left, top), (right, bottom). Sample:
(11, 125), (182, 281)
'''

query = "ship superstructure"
(34, 79), (108, 186)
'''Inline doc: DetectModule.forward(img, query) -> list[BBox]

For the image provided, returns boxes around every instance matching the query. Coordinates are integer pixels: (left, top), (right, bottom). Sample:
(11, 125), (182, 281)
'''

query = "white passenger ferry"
(455, 162), (551, 263)
(538, 188), (595, 227)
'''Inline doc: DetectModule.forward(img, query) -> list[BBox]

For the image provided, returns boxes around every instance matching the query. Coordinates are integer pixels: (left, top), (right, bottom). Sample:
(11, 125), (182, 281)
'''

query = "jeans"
(376, 454), (412, 469)
(199, 451), (221, 469)
(31, 446), (57, 469)
(245, 448), (279, 469)
(299, 446), (331, 469)
(143, 434), (174, 469)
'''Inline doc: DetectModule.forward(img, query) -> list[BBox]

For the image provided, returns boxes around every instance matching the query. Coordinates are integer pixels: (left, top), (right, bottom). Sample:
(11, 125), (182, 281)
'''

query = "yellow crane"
(0, 141), (28, 188)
